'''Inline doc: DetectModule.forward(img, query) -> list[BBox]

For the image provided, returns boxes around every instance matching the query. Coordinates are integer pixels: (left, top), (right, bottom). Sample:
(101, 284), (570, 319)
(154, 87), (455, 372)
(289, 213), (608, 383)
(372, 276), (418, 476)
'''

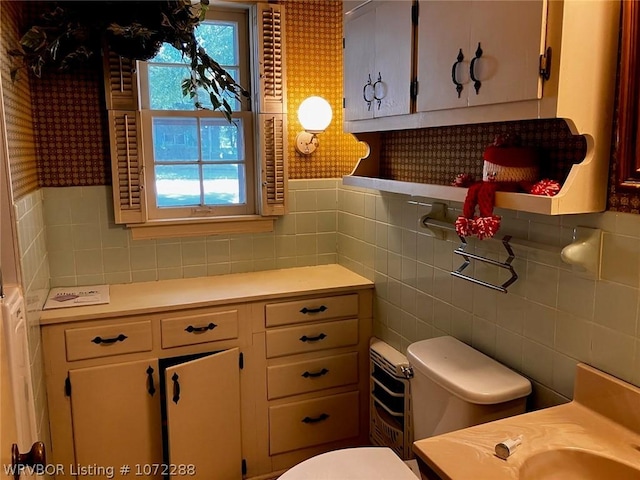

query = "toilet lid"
(278, 447), (418, 480)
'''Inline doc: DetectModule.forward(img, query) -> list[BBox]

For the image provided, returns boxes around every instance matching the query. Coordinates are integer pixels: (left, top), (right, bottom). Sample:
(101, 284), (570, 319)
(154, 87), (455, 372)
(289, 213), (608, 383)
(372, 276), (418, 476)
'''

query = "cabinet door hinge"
(342, 37), (345, 49)
(65, 376), (71, 396)
(239, 352), (244, 370)
(410, 79), (419, 100)
(343, 97), (346, 109)
(539, 46), (552, 81)
(242, 459), (247, 476)
(412, 1), (419, 25)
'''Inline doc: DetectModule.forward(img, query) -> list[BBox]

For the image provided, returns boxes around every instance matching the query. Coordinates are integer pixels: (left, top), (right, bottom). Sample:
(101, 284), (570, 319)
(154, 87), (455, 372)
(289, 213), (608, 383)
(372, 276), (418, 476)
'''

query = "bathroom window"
(137, 9), (255, 220)
(104, 4), (287, 238)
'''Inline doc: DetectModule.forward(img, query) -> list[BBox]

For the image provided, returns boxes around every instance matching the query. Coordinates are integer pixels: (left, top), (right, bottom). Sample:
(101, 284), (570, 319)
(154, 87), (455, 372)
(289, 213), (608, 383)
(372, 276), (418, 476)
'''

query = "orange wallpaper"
(284, 0), (366, 178)
(2, 1), (629, 211)
(0, 1), (39, 199)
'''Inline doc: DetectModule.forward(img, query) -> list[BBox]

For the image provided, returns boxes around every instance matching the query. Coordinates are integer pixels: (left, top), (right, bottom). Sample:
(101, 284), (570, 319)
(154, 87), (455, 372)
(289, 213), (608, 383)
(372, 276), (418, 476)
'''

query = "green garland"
(8, 0), (249, 120)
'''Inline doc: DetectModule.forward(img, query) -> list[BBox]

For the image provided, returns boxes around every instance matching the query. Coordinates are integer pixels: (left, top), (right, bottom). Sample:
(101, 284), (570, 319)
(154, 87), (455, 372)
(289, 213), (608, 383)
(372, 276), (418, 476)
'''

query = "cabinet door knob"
(363, 73), (374, 110)
(299, 333), (327, 343)
(451, 48), (465, 98)
(146, 366), (156, 396)
(11, 441), (46, 480)
(470, 42), (483, 94)
(172, 373), (181, 404)
(373, 72), (384, 109)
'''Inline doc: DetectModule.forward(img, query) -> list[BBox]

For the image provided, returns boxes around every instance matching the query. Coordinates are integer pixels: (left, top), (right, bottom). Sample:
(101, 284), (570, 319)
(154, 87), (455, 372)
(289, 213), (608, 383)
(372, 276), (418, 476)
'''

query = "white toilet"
(279, 336), (532, 479)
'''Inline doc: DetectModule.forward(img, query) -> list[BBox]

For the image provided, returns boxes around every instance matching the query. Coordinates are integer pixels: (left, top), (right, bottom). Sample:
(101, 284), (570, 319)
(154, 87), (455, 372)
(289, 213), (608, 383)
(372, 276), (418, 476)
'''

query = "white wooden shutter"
(108, 111), (146, 224)
(255, 3), (288, 217)
(259, 113), (288, 216)
(103, 49), (139, 111)
(256, 3), (286, 114)
(103, 48), (146, 224)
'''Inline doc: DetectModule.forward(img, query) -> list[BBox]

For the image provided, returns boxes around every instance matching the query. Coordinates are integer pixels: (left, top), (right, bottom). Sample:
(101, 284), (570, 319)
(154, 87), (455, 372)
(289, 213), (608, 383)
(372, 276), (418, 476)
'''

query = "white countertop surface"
(40, 265), (373, 325)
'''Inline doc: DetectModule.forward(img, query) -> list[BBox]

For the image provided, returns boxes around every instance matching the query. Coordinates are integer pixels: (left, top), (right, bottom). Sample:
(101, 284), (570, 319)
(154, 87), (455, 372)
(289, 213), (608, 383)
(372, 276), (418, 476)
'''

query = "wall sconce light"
(295, 96), (332, 155)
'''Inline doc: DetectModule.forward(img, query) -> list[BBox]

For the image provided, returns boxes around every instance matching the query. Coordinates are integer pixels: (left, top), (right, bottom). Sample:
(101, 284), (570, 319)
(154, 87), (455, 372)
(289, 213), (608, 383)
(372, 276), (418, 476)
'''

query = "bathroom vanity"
(40, 265), (373, 479)
(413, 363), (640, 480)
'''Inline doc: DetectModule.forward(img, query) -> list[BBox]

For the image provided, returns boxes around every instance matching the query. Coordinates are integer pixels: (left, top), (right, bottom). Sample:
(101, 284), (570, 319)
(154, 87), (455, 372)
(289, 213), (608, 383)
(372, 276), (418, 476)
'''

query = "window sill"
(127, 215), (276, 240)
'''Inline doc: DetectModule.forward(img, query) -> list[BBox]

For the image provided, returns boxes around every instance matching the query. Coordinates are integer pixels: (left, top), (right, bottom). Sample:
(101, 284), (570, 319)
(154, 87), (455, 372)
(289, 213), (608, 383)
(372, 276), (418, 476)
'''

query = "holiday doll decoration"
(455, 134), (540, 239)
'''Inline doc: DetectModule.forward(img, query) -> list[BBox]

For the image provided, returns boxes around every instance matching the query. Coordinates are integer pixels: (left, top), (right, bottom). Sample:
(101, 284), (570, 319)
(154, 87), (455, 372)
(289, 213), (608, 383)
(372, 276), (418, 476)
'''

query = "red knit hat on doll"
(455, 134), (539, 239)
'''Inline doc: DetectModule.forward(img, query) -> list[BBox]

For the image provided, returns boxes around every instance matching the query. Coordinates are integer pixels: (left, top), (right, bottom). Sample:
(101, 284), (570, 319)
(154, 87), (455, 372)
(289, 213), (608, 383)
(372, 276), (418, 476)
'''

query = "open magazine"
(43, 285), (110, 310)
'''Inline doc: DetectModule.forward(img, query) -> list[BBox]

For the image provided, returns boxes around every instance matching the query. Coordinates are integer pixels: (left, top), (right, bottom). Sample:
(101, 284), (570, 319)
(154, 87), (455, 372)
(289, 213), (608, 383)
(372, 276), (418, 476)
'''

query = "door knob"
(11, 441), (46, 480)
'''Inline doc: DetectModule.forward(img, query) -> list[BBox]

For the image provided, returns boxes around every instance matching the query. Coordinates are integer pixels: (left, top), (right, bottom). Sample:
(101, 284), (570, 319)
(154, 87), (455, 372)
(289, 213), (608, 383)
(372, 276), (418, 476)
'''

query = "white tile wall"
(337, 184), (640, 407)
(13, 190), (51, 452)
(18, 178), (640, 420)
(43, 180), (339, 286)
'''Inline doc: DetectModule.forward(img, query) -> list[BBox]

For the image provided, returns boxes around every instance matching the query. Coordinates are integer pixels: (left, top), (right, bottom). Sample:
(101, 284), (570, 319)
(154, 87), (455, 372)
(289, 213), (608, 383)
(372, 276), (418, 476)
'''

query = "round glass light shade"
(297, 96), (332, 134)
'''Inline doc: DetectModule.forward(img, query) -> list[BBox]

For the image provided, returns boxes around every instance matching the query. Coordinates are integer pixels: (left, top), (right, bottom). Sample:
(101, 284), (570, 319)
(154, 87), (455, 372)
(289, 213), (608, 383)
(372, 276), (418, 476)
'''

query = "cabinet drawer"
(267, 352), (359, 400)
(65, 321), (152, 361)
(265, 294), (359, 327)
(265, 319), (358, 358)
(269, 391), (359, 455)
(161, 309), (238, 349)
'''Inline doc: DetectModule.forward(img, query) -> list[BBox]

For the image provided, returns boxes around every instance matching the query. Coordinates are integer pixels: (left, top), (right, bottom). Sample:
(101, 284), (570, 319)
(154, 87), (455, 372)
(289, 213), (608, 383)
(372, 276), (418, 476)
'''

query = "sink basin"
(519, 448), (640, 480)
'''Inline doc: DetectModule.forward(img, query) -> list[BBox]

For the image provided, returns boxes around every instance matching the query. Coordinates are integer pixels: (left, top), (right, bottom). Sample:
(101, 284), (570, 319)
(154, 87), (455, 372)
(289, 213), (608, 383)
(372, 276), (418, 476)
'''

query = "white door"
(467, 0), (546, 106)
(344, 7), (376, 121)
(0, 311), (37, 480)
(69, 359), (163, 479)
(165, 348), (242, 480)
(417, 0), (472, 112)
(373, 1), (414, 118)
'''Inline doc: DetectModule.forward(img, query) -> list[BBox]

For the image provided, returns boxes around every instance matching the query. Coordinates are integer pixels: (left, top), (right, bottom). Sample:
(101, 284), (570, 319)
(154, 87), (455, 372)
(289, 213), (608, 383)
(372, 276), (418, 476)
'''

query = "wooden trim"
(616, 1), (640, 190)
(128, 216), (275, 240)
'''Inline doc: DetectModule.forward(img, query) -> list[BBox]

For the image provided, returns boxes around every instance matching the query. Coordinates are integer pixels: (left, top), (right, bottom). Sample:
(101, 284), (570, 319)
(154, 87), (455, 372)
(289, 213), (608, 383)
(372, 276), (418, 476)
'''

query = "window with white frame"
(138, 8), (255, 220)
(104, 3), (287, 237)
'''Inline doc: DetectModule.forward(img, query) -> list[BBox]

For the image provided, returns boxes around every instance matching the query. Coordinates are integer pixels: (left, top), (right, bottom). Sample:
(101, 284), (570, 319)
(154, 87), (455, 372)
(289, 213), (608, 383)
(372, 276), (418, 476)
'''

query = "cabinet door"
(344, 7), (376, 121)
(69, 359), (163, 479)
(417, 1), (472, 112)
(373, 1), (414, 118)
(344, 1), (413, 121)
(467, 0), (546, 107)
(165, 349), (241, 480)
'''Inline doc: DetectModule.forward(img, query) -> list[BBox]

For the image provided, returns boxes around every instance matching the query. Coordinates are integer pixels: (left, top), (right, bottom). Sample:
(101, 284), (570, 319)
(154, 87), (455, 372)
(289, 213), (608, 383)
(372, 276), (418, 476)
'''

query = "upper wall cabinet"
(417, 0), (546, 112)
(343, 0), (621, 216)
(343, 1), (414, 121)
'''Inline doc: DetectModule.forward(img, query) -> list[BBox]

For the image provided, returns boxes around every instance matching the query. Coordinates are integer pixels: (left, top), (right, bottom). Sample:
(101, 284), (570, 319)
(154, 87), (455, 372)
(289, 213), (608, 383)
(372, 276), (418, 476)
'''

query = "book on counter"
(43, 285), (110, 310)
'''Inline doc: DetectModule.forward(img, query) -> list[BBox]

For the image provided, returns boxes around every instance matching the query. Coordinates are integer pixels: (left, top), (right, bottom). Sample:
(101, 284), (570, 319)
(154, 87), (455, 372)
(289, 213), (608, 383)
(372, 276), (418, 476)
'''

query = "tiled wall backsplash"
(37, 178), (640, 407)
(44, 180), (339, 286)
(336, 183), (640, 407)
(13, 189), (51, 449)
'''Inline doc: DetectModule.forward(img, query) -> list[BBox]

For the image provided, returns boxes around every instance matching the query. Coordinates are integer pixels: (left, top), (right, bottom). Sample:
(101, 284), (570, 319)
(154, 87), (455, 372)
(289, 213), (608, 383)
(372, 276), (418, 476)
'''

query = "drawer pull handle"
(91, 334), (127, 345)
(299, 333), (327, 343)
(184, 322), (217, 333)
(300, 305), (327, 314)
(302, 413), (329, 424)
(172, 373), (180, 404)
(302, 368), (329, 378)
(146, 366), (156, 397)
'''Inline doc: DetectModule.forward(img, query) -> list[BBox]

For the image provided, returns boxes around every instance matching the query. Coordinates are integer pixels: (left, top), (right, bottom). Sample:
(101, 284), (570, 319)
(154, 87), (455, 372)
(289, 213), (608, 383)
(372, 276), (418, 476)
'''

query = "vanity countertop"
(40, 264), (373, 325)
(413, 363), (640, 480)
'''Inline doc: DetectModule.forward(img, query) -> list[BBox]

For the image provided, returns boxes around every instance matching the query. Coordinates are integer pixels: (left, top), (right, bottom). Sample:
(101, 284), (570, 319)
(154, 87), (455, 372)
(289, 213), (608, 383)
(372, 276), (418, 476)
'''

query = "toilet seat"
(278, 447), (418, 479)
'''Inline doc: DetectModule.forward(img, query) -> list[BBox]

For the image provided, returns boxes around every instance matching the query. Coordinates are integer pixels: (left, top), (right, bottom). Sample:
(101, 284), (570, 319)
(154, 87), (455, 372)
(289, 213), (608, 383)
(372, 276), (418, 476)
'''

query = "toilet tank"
(406, 336), (531, 440)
